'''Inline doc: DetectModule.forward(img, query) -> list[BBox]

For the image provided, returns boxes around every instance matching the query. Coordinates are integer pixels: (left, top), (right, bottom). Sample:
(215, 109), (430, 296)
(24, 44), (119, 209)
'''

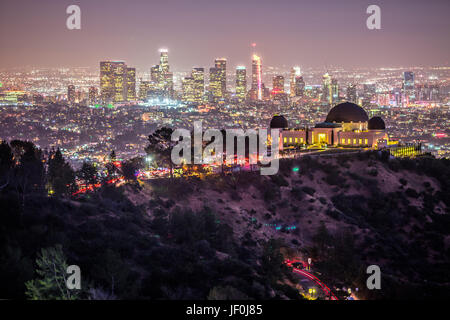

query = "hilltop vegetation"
(0, 141), (449, 299)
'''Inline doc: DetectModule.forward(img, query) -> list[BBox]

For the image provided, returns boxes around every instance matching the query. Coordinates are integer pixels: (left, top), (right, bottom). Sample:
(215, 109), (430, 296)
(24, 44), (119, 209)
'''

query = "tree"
(14, 143), (45, 205)
(77, 162), (98, 191)
(261, 238), (285, 283)
(312, 222), (333, 257)
(121, 158), (141, 182)
(0, 141), (14, 190)
(47, 148), (76, 196)
(145, 127), (175, 178)
(105, 150), (119, 180)
(25, 245), (79, 300)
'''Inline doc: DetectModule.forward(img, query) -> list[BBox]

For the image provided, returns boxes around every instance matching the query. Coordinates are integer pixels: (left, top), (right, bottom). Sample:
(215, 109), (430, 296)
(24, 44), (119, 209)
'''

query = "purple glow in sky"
(0, 0), (449, 70)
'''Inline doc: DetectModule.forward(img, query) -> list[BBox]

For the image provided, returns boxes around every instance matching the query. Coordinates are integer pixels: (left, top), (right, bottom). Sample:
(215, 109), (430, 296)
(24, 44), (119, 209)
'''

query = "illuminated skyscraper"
(88, 86), (98, 105)
(150, 65), (160, 83)
(294, 76), (305, 97)
(159, 49), (169, 74)
(251, 54), (263, 100)
(322, 73), (332, 104)
(209, 67), (221, 103)
(402, 71), (415, 105)
(235, 66), (247, 102)
(331, 79), (339, 104)
(182, 77), (195, 103)
(346, 83), (357, 103)
(272, 75), (284, 93)
(192, 67), (205, 104)
(67, 85), (75, 104)
(100, 61), (127, 103)
(290, 67), (301, 97)
(215, 58), (227, 98)
(139, 80), (151, 101)
(126, 67), (136, 101)
(156, 49), (173, 98)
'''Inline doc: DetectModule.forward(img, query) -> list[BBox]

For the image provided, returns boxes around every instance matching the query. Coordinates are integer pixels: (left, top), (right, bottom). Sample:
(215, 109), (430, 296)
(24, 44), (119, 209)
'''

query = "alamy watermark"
(66, 5), (81, 30)
(366, 265), (381, 289)
(66, 265), (81, 290)
(366, 5), (381, 30)
(170, 121), (280, 175)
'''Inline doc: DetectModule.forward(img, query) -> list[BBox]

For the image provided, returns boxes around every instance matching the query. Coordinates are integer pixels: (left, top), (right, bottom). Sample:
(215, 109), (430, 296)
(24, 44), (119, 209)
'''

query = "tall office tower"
(192, 67), (205, 104)
(251, 54), (263, 100)
(321, 73), (332, 104)
(154, 49), (173, 98)
(235, 66), (247, 102)
(126, 67), (136, 101)
(214, 58), (227, 98)
(290, 66), (301, 97)
(100, 61), (127, 103)
(402, 71), (415, 105)
(272, 75), (285, 93)
(209, 67), (221, 103)
(331, 79), (339, 104)
(139, 80), (151, 101)
(182, 77), (195, 103)
(294, 76), (305, 97)
(150, 65), (160, 83)
(67, 85), (76, 104)
(159, 49), (169, 74)
(346, 83), (357, 103)
(88, 86), (98, 105)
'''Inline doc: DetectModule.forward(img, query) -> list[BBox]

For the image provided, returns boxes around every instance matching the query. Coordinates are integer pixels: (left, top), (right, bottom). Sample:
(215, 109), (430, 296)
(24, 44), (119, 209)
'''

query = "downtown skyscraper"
(290, 67), (301, 97)
(192, 67), (205, 103)
(150, 49), (174, 99)
(209, 58), (227, 103)
(126, 67), (136, 101)
(100, 61), (127, 103)
(251, 54), (263, 101)
(235, 66), (247, 103)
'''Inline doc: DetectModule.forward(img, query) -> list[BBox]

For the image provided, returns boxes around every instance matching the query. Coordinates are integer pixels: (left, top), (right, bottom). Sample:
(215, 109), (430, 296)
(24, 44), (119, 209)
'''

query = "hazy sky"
(1, 0), (449, 71)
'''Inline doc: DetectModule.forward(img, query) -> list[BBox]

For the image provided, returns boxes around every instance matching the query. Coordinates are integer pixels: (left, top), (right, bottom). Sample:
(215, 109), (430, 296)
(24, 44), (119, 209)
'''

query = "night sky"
(0, 0), (449, 70)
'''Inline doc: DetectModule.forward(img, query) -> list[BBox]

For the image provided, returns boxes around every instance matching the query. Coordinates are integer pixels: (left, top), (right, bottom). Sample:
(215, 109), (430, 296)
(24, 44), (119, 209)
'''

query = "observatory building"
(270, 102), (389, 150)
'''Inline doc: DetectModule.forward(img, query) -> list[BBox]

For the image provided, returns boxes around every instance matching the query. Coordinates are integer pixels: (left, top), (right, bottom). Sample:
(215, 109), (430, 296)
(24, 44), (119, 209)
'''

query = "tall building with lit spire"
(159, 49), (169, 74)
(251, 54), (263, 100)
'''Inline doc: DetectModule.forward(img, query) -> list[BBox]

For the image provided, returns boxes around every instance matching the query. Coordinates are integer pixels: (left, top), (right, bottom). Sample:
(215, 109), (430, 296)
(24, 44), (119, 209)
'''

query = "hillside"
(1, 150), (449, 299)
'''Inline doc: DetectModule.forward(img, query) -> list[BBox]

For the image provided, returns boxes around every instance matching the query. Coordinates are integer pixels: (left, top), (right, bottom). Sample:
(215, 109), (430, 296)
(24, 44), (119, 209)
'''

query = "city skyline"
(1, 0), (450, 71)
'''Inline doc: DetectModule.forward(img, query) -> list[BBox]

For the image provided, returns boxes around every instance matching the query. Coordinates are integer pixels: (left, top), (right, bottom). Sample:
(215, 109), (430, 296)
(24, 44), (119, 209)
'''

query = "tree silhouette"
(47, 148), (76, 196)
(25, 245), (79, 300)
(77, 162), (98, 191)
(145, 127), (176, 178)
